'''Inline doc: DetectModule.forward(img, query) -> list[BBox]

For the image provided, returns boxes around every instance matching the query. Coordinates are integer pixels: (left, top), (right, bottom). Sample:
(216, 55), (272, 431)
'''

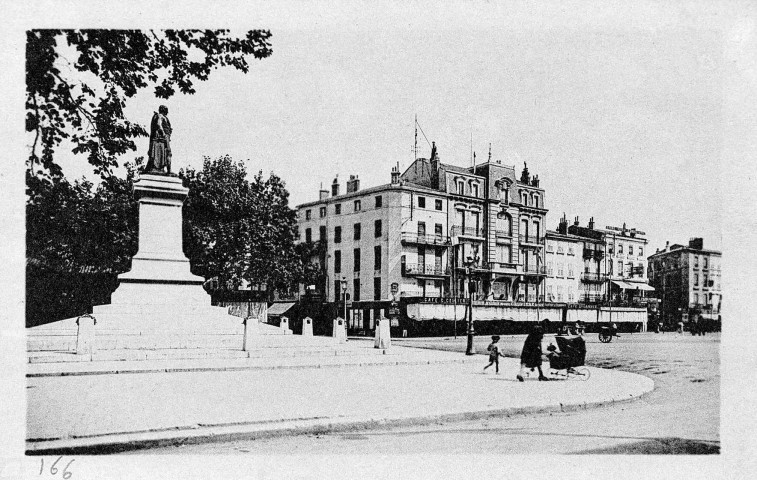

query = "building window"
(618, 244), (623, 254)
(375, 195), (383, 208)
(418, 196), (426, 208)
(354, 200), (361, 212)
(305, 228), (312, 243)
(335, 280), (341, 302)
(547, 242), (554, 253)
(472, 184), (479, 198)
(617, 261), (623, 275)
(608, 244), (614, 254)
(557, 262), (564, 277)
(628, 245), (633, 255)
(557, 286), (563, 302)
(353, 278), (361, 301)
(694, 274), (699, 286)
(547, 261), (553, 276)
(354, 248), (361, 272)
(319, 206), (326, 218)
(319, 225), (326, 241)
(374, 220), (382, 238)
(457, 180), (465, 195)
(353, 223), (361, 240)
(567, 246), (574, 256)
(374, 245), (382, 271)
(435, 199), (443, 211)
(568, 265), (574, 278)
(374, 277), (382, 300)
(694, 255), (699, 267)
(693, 293), (699, 305)
(334, 250), (341, 273)
(568, 291), (574, 302)
(639, 247), (643, 257)
(435, 223), (443, 239)
(557, 245), (564, 254)
(335, 203), (342, 215)
(521, 192), (528, 205)
(703, 257), (708, 268)
(305, 209), (312, 220)
(533, 195), (539, 208)
(334, 226), (342, 243)
(417, 221), (426, 237)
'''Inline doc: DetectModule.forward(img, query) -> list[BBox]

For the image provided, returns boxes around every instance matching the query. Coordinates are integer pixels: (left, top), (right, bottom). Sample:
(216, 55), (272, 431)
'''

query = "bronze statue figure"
(146, 105), (172, 174)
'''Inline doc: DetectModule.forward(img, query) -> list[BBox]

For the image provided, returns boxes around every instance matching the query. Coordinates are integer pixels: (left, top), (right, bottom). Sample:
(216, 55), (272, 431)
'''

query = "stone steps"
(28, 344), (385, 364)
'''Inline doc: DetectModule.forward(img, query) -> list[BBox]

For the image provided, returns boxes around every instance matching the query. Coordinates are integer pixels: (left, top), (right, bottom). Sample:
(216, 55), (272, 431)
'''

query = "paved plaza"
(26, 342), (652, 454)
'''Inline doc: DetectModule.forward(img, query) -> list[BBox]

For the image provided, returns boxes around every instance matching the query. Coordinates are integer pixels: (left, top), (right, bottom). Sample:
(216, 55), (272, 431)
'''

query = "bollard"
(333, 317), (347, 344)
(280, 316), (293, 335)
(76, 314), (96, 355)
(374, 318), (391, 349)
(243, 316), (259, 351)
(302, 317), (314, 336)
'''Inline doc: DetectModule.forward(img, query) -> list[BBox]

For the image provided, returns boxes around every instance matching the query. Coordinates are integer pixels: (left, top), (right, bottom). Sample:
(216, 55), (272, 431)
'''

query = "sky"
(33, 2), (734, 255)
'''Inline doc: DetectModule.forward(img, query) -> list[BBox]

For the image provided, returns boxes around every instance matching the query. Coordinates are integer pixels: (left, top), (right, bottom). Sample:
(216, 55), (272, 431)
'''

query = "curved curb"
(26, 371), (654, 455)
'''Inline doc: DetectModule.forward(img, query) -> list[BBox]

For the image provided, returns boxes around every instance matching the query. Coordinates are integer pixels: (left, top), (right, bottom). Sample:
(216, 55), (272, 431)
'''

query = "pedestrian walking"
(678, 321), (684, 334)
(517, 326), (549, 381)
(483, 335), (505, 374)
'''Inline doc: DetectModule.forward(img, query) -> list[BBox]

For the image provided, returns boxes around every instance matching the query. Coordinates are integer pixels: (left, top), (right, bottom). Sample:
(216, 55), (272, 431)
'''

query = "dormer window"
(457, 180), (465, 195)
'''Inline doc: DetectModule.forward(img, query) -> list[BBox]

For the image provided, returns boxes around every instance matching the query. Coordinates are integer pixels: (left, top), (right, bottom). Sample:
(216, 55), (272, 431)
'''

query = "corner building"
(647, 238), (722, 327)
(295, 148), (548, 331)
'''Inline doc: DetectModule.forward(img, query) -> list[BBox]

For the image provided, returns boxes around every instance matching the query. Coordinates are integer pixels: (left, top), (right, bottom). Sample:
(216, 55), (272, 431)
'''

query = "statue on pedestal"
(145, 105), (172, 174)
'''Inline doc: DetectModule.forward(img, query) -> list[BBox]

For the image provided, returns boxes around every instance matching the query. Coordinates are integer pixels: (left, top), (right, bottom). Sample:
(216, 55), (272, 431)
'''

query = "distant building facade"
(647, 238), (722, 326)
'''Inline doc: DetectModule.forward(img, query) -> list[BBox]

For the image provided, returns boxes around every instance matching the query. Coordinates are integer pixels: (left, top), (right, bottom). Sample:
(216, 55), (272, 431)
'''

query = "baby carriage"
(547, 335), (591, 380)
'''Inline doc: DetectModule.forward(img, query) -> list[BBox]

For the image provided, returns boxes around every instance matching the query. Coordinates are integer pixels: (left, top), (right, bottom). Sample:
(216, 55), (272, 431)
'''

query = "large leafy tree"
(26, 29), (273, 183)
(181, 155), (305, 297)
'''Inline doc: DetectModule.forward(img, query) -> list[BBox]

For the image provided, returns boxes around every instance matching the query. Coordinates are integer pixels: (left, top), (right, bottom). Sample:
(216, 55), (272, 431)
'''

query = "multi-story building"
(599, 222), (652, 303)
(544, 230), (581, 304)
(295, 145), (548, 331)
(647, 238), (722, 326)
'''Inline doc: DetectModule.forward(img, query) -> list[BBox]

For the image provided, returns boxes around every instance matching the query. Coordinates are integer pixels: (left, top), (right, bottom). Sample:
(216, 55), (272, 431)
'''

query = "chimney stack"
(688, 237), (703, 250)
(588, 217), (595, 230)
(574, 216), (580, 226)
(319, 182), (329, 200)
(391, 164), (401, 185)
(331, 176), (340, 197)
(665, 241), (670, 251)
(346, 175), (360, 194)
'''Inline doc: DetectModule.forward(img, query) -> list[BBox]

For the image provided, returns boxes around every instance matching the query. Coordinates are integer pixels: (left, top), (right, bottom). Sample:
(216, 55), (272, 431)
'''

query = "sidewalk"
(26, 344), (654, 454)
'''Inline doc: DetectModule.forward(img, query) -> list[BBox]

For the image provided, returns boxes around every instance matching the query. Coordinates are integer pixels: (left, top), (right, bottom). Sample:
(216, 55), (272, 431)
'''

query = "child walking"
(484, 335), (505, 374)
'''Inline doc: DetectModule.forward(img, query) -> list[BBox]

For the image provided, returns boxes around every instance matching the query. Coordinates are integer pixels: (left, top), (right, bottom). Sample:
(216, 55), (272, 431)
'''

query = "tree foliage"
(181, 156), (307, 296)
(26, 29), (273, 182)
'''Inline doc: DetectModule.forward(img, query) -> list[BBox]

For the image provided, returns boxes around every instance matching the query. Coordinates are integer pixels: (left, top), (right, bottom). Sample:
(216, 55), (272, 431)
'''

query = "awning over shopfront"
(612, 280), (654, 291)
(267, 302), (296, 317)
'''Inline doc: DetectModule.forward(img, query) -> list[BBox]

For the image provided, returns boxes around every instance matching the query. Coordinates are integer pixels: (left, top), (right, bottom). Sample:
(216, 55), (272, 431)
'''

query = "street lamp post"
(464, 254), (480, 355)
(340, 276), (348, 327)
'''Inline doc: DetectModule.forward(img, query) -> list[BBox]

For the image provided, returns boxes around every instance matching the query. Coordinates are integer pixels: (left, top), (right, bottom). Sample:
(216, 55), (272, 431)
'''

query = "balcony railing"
(519, 235), (544, 245)
(523, 264), (547, 274)
(400, 232), (451, 246)
(403, 263), (450, 277)
(451, 226), (483, 238)
(583, 248), (605, 260)
(486, 261), (519, 271)
(580, 272), (608, 283)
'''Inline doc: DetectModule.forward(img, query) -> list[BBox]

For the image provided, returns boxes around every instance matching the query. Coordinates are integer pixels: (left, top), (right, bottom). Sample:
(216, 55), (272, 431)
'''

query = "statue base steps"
(28, 342), (385, 364)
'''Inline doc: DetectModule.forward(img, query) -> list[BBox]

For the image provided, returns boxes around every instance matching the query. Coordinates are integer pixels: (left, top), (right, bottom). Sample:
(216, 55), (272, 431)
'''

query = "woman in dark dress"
(517, 326), (549, 381)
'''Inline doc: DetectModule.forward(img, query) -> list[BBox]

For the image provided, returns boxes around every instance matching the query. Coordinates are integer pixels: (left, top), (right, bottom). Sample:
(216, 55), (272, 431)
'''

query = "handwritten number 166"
(39, 457), (74, 479)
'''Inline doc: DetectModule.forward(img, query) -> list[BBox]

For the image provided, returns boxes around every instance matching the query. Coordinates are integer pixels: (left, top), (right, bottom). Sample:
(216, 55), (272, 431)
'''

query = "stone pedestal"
(301, 317), (313, 336)
(374, 318), (391, 349)
(75, 315), (96, 355)
(333, 318), (347, 344)
(89, 174), (244, 348)
(243, 317), (259, 351)
(279, 316), (293, 335)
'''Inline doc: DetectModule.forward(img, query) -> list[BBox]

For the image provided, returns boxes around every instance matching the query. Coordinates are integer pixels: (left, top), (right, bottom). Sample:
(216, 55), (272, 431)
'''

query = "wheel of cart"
(598, 327), (613, 343)
(566, 366), (591, 380)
